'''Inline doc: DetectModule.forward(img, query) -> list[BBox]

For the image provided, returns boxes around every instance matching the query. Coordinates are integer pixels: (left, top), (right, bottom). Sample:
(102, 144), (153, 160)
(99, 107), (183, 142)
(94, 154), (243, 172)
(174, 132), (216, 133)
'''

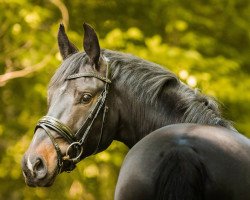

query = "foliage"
(0, 0), (249, 199)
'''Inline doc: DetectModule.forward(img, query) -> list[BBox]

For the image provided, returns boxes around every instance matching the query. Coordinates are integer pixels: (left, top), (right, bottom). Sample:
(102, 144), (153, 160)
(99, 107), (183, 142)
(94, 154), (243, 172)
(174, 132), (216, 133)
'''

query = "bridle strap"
(67, 72), (111, 84)
(93, 97), (109, 155)
(92, 75), (110, 154)
(38, 116), (76, 144)
(75, 89), (108, 145)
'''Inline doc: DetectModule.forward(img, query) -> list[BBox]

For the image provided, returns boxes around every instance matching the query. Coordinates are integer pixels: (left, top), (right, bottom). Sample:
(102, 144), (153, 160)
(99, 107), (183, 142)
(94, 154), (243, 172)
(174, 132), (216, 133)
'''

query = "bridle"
(35, 56), (111, 174)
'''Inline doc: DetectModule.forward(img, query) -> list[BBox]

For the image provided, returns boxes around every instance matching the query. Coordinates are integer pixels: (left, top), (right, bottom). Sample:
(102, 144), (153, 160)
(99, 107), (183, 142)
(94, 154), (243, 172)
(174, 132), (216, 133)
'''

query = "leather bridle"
(35, 56), (111, 174)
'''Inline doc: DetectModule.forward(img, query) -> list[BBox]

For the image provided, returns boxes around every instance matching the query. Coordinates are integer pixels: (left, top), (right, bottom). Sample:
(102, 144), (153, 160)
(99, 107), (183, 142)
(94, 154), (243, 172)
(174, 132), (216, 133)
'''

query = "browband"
(67, 72), (111, 84)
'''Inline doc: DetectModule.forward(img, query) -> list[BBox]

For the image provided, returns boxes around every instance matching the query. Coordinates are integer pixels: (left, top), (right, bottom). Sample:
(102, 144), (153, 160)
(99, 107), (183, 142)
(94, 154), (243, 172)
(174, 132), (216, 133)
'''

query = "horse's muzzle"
(21, 154), (52, 187)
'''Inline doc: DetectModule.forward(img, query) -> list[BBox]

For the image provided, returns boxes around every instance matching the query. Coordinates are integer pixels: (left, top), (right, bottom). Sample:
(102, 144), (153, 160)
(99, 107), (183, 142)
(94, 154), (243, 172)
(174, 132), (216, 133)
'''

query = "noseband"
(35, 57), (111, 174)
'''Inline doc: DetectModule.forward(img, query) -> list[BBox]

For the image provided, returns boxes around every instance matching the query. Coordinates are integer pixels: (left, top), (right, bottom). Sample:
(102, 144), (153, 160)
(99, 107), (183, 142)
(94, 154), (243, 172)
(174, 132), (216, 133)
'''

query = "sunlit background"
(0, 0), (249, 199)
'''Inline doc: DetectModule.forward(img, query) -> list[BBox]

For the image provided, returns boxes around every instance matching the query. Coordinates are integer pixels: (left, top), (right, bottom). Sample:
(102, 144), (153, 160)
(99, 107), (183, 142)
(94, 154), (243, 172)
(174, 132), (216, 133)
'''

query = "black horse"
(115, 124), (250, 200)
(21, 24), (249, 199)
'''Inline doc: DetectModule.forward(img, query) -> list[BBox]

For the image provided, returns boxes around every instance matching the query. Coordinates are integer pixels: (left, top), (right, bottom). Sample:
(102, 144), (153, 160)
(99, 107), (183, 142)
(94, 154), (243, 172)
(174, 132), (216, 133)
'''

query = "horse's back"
(115, 124), (250, 200)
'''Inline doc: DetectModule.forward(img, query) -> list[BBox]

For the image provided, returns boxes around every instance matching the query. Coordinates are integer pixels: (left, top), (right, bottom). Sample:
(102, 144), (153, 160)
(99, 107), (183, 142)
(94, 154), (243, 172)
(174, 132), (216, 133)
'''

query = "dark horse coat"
(115, 124), (250, 200)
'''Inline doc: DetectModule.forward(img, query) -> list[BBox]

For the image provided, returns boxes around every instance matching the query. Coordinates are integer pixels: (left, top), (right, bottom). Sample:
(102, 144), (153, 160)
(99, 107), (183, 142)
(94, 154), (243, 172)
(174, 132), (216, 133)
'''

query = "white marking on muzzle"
(27, 155), (34, 174)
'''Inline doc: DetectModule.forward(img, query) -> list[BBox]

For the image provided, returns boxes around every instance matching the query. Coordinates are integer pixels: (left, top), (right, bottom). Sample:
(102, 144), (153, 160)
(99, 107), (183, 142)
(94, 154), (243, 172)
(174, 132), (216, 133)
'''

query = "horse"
(21, 23), (248, 199)
(115, 124), (250, 200)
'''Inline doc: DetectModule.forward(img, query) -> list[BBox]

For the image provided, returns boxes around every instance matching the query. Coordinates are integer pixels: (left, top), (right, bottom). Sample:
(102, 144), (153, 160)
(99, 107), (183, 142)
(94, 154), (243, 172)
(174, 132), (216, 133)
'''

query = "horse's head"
(22, 23), (118, 187)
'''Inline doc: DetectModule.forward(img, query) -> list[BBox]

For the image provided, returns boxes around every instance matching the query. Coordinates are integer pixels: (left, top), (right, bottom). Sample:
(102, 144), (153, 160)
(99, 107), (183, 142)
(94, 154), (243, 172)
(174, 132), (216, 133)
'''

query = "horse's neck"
(114, 99), (171, 148)
(114, 83), (235, 148)
(113, 85), (184, 147)
(105, 51), (235, 147)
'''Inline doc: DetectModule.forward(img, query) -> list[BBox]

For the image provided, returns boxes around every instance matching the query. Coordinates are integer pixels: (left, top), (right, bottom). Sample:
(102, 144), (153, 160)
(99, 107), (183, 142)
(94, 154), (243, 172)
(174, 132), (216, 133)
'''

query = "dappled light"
(0, 0), (249, 199)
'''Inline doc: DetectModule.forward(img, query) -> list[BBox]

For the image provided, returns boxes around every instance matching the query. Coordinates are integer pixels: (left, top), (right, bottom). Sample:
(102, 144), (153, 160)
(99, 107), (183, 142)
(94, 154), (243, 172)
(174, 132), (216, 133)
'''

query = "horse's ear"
(83, 23), (100, 70)
(58, 23), (78, 60)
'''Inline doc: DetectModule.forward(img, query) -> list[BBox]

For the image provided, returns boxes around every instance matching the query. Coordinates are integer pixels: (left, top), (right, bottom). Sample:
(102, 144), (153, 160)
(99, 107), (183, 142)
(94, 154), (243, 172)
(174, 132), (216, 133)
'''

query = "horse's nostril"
(34, 158), (42, 171)
(33, 157), (47, 180)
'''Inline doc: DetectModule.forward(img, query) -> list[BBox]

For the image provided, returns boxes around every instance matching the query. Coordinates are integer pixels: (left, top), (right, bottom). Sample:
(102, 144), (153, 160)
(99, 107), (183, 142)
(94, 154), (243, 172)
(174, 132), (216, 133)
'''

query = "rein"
(35, 58), (111, 174)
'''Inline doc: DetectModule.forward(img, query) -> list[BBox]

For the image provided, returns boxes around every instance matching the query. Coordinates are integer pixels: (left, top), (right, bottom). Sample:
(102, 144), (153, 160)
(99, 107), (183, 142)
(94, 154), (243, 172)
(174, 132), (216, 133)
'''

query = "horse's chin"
(23, 169), (58, 187)
(25, 179), (54, 187)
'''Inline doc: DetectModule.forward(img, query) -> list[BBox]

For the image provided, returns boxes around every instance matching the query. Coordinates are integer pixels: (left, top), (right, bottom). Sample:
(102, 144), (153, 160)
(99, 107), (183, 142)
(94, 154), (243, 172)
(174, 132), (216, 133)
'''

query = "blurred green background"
(0, 0), (249, 199)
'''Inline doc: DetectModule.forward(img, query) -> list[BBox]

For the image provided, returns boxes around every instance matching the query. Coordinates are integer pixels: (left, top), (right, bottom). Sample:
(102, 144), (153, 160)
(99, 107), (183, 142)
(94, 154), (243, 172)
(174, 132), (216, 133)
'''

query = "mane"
(49, 49), (235, 131)
(103, 49), (235, 131)
(176, 86), (234, 129)
(103, 49), (178, 103)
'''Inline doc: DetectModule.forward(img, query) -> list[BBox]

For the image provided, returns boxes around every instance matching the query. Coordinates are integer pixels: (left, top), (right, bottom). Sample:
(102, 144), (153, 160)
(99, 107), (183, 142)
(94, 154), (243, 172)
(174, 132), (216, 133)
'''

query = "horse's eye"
(80, 93), (92, 104)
